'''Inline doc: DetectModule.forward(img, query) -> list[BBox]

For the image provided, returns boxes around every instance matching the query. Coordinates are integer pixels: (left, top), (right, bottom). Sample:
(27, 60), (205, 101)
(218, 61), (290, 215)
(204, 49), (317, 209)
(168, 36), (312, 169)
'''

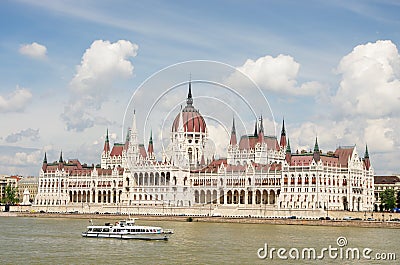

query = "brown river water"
(0, 216), (398, 264)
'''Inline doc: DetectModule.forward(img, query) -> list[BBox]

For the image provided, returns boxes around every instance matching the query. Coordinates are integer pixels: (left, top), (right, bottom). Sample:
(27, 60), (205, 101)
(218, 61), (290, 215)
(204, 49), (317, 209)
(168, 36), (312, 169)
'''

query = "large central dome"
(172, 82), (207, 133)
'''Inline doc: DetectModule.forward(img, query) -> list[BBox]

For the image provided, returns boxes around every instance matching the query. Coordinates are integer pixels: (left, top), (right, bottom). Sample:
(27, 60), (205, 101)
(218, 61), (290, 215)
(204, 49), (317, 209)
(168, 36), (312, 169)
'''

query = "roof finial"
(187, 77), (193, 106)
(253, 119), (258, 137)
(286, 139), (291, 153)
(281, 118), (286, 136)
(314, 137), (319, 153)
(230, 116), (237, 146)
(259, 115), (264, 134)
(364, 144), (369, 158)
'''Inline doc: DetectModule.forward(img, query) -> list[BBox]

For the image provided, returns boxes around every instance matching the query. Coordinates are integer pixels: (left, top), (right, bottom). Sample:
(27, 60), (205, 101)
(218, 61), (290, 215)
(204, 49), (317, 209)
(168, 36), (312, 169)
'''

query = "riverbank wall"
(2, 204), (400, 228)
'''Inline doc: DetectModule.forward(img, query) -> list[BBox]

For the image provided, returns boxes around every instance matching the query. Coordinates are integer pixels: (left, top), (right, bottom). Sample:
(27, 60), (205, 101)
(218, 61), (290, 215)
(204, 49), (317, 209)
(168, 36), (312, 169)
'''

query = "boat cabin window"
(93, 228), (102, 232)
(102, 228), (109, 232)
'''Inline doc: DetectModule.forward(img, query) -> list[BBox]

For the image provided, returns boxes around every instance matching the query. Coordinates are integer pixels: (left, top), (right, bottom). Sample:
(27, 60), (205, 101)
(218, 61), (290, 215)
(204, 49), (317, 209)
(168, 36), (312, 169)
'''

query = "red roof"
(139, 144), (147, 158)
(334, 146), (354, 167)
(374, 175), (400, 185)
(172, 105), (206, 133)
(238, 135), (279, 151)
(110, 144), (124, 156)
(290, 155), (314, 166)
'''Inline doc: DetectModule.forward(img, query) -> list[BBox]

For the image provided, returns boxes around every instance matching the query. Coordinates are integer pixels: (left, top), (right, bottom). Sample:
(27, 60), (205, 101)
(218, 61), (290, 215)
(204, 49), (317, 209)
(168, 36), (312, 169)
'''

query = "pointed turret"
(285, 139), (291, 163)
(127, 109), (140, 165)
(147, 130), (154, 155)
(103, 129), (110, 153)
(280, 118), (287, 148)
(42, 152), (48, 171)
(131, 110), (137, 135)
(258, 115), (264, 143)
(253, 120), (258, 137)
(187, 81), (193, 106)
(313, 137), (320, 162)
(129, 110), (138, 148)
(58, 150), (64, 170)
(230, 117), (237, 146)
(364, 144), (371, 170)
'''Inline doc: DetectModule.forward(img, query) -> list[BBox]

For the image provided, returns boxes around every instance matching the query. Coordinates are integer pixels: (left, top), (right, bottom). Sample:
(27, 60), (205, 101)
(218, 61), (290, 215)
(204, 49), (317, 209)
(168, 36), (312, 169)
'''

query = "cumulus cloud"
(62, 39), (139, 131)
(19, 42), (47, 59)
(5, 128), (40, 143)
(70, 39), (138, 94)
(0, 86), (32, 112)
(0, 145), (46, 175)
(332, 40), (400, 118)
(236, 54), (325, 95)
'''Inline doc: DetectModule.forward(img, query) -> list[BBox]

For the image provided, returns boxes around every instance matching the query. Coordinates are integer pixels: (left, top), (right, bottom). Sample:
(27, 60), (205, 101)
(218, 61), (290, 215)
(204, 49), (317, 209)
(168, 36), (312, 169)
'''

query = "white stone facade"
(35, 84), (374, 212)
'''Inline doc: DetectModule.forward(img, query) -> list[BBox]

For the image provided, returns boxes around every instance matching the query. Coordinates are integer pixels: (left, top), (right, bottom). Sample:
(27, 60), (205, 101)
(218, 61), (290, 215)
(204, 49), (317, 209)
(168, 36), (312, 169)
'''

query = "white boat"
(81, 218), (173, 240)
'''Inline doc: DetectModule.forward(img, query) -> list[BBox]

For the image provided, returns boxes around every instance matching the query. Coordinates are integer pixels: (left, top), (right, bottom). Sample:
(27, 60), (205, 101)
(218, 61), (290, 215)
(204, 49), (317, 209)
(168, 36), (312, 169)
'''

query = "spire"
(258, 115), (264, 143)
(148, 130), (154, 155)
(286, 139), (291, 153)
(103, 128), (110, 153)
(230, 117), (237, 146)
(364, 144), (371, 170)
(313, 137), (319, 153)
(364, 144), (369, 158)
(280, 118), (287, 148)
(58, 150), (64, 170)
(42, 152), (48, 171)
(285, 138), (292, 164)
(129, 109), (138, 147)
(187, 81), (193, 106)
(259, 115), (264, 134)
(131, 109), (137, 133)
(253, 120), (258, 137)
(59, 150), (63, 163)
(313, 137), (320, 162)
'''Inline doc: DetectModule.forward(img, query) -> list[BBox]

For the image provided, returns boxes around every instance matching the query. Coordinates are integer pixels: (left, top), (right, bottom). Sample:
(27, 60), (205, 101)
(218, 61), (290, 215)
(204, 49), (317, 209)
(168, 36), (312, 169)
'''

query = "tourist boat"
(81, 218), (173, 240)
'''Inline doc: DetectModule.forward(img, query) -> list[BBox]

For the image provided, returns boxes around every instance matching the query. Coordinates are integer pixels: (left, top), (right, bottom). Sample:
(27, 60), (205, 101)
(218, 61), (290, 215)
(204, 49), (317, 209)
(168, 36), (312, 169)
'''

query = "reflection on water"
(0, 217), (398, 264)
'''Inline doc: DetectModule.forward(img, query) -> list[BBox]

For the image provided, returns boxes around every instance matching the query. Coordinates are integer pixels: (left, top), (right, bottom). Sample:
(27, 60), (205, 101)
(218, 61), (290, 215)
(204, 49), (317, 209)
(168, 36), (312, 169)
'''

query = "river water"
(0, 216), (398, 264)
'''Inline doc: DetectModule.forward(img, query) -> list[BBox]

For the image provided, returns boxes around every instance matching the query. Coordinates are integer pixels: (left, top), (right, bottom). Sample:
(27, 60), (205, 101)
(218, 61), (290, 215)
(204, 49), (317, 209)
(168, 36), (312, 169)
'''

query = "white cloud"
(333, 40), (400, 118)
(70, 39), (138, 94)
(236, 54), (325, 95)
(62, 39), (139, 131)
(0, 86), (32, 112)
(364, 118), (395, 153)
(19, 42), (47, 59)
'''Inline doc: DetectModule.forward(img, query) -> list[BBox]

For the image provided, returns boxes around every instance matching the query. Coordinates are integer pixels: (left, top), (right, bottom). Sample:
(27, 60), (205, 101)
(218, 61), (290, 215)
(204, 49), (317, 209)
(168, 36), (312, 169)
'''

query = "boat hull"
(81, 232), (169, 240)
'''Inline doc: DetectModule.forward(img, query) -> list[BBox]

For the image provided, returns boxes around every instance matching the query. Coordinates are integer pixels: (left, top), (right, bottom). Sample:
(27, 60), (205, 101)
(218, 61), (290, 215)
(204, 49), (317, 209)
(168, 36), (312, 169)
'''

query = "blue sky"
(1, 0), (400, 175)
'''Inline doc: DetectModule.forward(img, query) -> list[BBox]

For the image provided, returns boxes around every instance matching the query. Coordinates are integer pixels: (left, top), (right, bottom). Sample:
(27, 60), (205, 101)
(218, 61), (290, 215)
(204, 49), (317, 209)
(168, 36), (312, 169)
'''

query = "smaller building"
(373, 175), (400, 211)
(17, 176), (38, 204)
(0, 175), (20, 203)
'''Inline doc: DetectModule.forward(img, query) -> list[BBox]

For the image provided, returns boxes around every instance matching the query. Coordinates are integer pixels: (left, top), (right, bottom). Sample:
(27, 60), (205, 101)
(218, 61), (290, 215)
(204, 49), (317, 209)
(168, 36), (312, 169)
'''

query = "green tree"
(1, 185), (19, 205)
(380, 189), (396, 211)
(396, 191), (400, 208)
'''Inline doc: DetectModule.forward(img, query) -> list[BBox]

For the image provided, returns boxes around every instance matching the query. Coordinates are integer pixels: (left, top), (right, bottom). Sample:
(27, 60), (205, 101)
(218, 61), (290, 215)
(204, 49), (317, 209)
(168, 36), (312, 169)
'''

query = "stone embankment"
(9, 212), (400, 228)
